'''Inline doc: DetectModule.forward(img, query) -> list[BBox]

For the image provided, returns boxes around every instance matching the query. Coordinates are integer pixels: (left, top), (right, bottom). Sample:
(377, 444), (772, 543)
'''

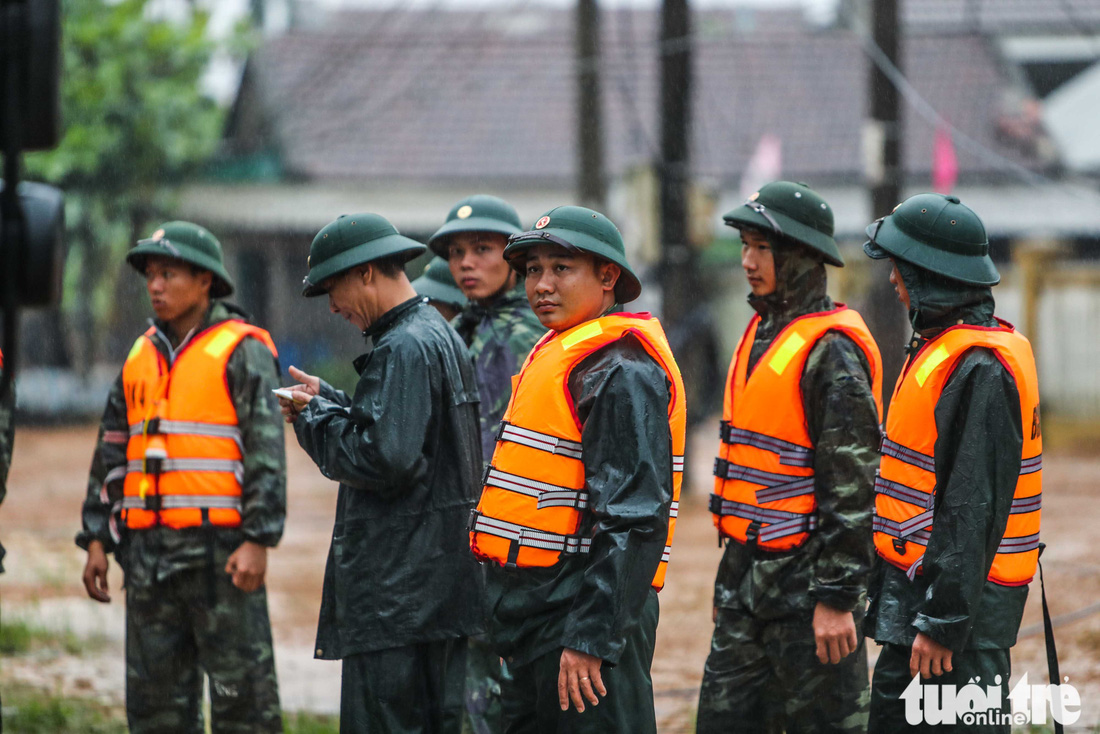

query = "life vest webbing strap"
(121, 495), (242, 511)
(719, 421), (815, 467)
(103, 430), (129, 445)
(484, 466), (588, 510)
(708, 496), (817, 541)
(881, 437), (936, 472)
(755, 476), (815, 503)
(713, 458), (807, 487)
(470, 511), (592, 555)
(497, 422), (583, 459)
(901, 533), (1041, 581)
(872, 515), (933, 545)
(998, 532), (1041, 554)
(1020, 455), (1043, 475)
(874, 476), (933, 508)
(1011, 493), (1042, 514)
(126, 458), (244, 483)
(129, 420), (243, 443)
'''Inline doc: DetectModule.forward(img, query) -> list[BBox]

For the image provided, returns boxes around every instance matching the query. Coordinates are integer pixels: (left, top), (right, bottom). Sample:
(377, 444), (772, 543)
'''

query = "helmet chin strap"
(478, 271), (518, 306)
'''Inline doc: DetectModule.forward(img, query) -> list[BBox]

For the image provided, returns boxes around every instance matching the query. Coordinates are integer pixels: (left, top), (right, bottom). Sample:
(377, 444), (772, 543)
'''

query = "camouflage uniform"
(452, 282), (546, 461)
(696, 245), (879, 734)
(76, 301), (285, 734)
(0, 358), (12, 573)
(451, 283), (544, 734)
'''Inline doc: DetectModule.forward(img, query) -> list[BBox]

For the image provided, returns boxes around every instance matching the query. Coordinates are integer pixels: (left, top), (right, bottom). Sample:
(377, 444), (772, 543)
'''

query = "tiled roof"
(237, 7), (1045, 186)
(903, 0), (1100, 34)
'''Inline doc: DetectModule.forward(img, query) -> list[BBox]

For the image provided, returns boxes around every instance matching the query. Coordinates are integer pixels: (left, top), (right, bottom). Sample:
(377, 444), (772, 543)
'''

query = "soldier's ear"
(599, 262), (621, 293)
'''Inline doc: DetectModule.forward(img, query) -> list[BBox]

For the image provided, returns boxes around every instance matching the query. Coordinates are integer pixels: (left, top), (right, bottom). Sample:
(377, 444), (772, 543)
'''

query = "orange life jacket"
(120, 320), (277, 530)
(873, 320), (1042, 586)
(469, 312), (686, 591)
(711, 306), (883, 551)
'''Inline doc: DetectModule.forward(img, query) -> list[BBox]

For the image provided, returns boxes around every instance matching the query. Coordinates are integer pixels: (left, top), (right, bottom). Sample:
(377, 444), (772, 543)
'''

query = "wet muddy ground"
(2, 425), (1098, 731)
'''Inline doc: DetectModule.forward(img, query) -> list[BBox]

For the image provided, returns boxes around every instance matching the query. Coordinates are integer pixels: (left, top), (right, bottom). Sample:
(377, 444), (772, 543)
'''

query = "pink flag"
(740, 134), (783, 201)
(932, 124), (958, 194)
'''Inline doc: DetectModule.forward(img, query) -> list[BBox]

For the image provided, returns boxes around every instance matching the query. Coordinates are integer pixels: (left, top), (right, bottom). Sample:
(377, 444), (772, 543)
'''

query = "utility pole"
(657, 0), (692, 326)
(865, 0), (908, 405)
(576, 0), (605, 209)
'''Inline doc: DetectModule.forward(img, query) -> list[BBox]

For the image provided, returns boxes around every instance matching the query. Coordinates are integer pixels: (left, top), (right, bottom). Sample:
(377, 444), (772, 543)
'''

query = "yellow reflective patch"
(562, 321), (604, 349)
(768, 332), (807, 374)
(203, 330), (239, 359)
(126, 337), (146, 363)
(915, 344), (950, 387)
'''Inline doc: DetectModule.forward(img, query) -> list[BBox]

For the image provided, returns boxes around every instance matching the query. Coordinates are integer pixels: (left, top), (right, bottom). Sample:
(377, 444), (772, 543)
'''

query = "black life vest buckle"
(713, 457), (731, 479)
(893, 537), (907, 556)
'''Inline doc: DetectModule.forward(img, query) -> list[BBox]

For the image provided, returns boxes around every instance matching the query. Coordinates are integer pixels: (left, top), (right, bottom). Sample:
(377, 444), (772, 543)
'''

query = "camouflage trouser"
(869, 643), (1011, 734)
(125, 561), (282, 734)
(696, 607), (870, 734)
(463, 637), (504, 734)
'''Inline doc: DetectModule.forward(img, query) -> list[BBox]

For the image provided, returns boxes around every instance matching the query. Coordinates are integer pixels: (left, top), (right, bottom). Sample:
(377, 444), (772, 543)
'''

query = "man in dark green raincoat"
(428, 195), (546, 734)
(696, 181), (882, 733)
(863, 194), (1039, 734)
(282, 213), (484, 733)
(77, 221), (285, 733)
(469, 206), (682, 733)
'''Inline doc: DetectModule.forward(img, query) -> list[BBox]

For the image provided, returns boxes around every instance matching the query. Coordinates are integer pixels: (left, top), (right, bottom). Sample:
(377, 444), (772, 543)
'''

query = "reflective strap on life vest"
(661, 545), (672, 563)
(872, 515), (933, 545)
(127, 458), (244, 482)
(902, 531), (1042, 582)
(1011, 493), (1042, 514)
(129, 419), (243, 445)
(1020, 454), (1043, 475)
(873, 475), (934, 508)
(103, 430), (129, 445)
(880, 437), (936, 472)
(121, 494), (243, 511)
(998, 532), (1041, 554)
(669, 500), (679, 518)
(672, 454), (685, 473)
(719, 421), (815, 468)
(496, 421), (584, 459)
(470, 512), (592, 554)
(708, 497), (818, 541)
(484, 466), (589, 510)
(713, 458), (815, 502)
(755, 476), (816, 503)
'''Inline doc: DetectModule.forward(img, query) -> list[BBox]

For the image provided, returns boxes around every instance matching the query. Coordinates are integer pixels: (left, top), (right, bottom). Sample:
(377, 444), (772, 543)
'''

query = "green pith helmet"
(502, 205), (641, 303)
(412, 256), (468, 309)
(723, 181), (844, 267)
(863, 193), (999, 286)
(428, 195), (523, 258)
(302, 213), (426, 297)
(126, 221), (236, 298)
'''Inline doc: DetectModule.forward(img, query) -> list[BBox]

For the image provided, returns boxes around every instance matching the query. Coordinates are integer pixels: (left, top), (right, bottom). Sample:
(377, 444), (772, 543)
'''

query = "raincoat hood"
(893, 258), (996, 336)
(747, 234), (829, 321)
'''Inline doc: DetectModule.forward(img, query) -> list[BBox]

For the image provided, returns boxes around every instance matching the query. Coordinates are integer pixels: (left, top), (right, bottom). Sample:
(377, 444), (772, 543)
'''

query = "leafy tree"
(25, 0), (229, 367)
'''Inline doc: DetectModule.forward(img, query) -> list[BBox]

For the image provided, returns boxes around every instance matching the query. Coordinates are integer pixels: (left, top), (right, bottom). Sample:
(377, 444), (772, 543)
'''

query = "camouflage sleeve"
(800, 332), (880, 612)
(76, 372), (130, 553)
(226, 337), (287, 548)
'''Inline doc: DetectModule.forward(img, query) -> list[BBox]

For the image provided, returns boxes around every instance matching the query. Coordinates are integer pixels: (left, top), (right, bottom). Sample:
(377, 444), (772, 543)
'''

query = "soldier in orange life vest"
(76, 221), (285, 733)
(697, 181), (883, 734)
(863, 194), (1042, 734)
(468, 206), (685, 733)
